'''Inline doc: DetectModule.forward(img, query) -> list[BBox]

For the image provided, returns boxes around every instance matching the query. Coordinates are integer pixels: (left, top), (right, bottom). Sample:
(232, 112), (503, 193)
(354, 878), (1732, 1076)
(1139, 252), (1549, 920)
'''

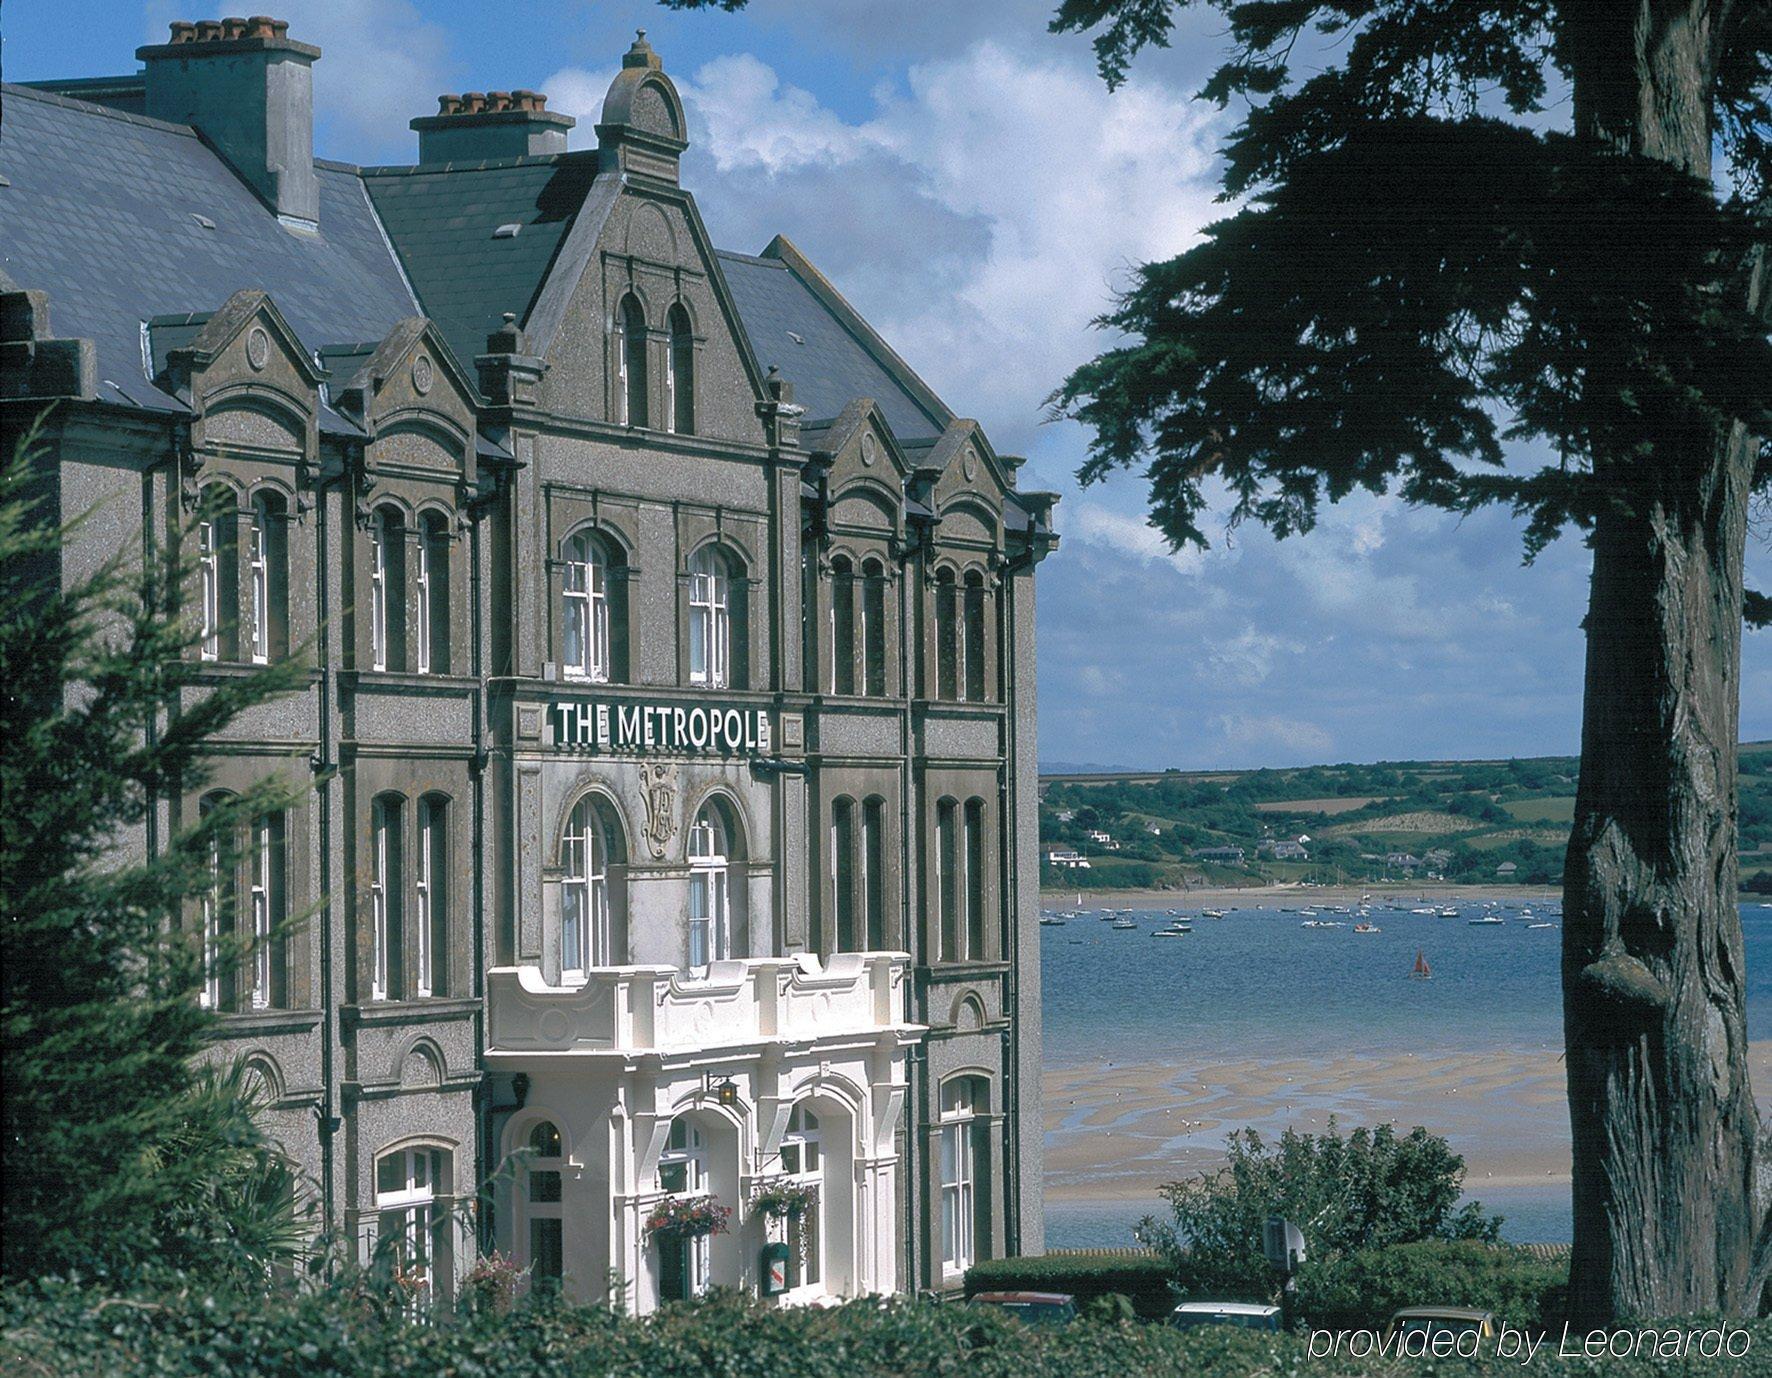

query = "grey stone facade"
(1, 20), (1056, 1302)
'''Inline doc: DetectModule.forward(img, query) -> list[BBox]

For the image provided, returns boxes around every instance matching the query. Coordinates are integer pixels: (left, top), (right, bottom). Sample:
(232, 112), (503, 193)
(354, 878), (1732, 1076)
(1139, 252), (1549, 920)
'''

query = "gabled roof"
(0, 84), (418, 410)
(716, 240), (950, 442)
(362, 153), (599, 380)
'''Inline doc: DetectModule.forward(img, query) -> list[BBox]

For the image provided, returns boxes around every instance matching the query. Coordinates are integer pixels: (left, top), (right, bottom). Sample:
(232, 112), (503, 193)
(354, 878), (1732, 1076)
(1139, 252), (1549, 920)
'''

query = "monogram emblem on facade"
(639, 760), (678, 860)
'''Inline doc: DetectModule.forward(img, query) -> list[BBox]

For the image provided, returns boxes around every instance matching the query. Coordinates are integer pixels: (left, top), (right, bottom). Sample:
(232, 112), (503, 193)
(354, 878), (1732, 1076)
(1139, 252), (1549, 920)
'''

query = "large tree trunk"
(1561, 0), (1769, 1326)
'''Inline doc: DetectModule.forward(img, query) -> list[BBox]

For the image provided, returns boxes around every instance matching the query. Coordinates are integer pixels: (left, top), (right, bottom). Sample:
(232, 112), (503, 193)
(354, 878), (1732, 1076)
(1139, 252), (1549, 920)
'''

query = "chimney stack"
(137, 17), (320, 228)
(410, 89), (575, 164)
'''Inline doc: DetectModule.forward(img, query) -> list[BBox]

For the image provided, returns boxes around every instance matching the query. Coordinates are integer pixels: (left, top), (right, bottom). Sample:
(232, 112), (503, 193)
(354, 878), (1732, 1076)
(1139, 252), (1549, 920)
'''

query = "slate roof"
(0, 84), (418, 410)
(717, 249), (946, 442)
(0, 81), (960, 449)
(362, 154), (598, 382)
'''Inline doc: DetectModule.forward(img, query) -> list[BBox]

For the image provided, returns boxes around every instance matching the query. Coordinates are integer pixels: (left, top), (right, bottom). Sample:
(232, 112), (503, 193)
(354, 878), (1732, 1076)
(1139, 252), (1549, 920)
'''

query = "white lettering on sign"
(550, 701), (773, 755)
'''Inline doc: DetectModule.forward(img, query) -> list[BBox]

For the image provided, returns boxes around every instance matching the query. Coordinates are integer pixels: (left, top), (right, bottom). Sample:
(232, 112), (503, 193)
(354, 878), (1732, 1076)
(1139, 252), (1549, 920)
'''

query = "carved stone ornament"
(246, 325), (271, 371)
(640, 760), (678, 861)
(962, 446), (978, 481)
(412, 354), (434, 395)
(860, 432), (878, 467)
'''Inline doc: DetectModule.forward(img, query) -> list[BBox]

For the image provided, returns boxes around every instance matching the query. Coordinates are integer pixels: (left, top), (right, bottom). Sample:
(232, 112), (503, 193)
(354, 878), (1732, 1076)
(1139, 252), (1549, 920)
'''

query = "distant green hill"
(1039, 744), (1772, 894)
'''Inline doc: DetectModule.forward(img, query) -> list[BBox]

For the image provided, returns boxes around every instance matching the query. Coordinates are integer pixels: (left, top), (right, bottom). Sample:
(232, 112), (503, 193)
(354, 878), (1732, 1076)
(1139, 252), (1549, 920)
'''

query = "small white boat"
(1153, 928), (1190, 938)
(1469, 915), (1505, 926)
(1438, 907), (1460, 918)
(1201, 909), (1227, 919)
(1039, 916), (1065, 927)
(1527, 922), (1556, 930)
(1111, 918), (1137, 930)
(1411, 907), (1436, 915)
(1353, 921), (1380, 934)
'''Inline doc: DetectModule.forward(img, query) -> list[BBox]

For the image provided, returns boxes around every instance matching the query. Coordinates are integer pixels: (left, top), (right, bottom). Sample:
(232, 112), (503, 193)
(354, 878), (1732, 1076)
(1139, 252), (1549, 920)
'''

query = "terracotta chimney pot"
(246, 15), (277, 38)
(194, 19), (223, 41)
(461, 91), (486, 113)
(221, 17), (248, 40)
(168, 20), (197, 42)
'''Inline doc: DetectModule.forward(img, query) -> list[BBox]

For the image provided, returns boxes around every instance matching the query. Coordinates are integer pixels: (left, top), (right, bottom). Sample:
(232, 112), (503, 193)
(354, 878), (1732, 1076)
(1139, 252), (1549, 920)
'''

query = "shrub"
(1137, 1121), (1502, 1298)
(1297, 1239), (1569, 1331)
(965, 1251), (1174, 1320)
(0, 1278), (1765, 1378)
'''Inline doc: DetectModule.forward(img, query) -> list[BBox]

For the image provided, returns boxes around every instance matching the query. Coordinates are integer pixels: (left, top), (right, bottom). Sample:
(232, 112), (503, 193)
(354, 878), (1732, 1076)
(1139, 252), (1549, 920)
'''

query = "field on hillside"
(1040, 746), (1772, 893)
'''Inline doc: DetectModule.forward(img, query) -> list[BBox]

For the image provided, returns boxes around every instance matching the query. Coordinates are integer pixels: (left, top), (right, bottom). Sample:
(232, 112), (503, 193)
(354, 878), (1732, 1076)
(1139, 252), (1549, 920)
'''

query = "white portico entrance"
(487, 953), (919, 1311)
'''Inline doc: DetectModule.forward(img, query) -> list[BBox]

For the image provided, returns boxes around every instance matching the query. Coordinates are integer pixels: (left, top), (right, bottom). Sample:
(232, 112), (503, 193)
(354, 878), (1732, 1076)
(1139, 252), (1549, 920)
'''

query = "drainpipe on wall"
(897, 537), (919, 1290)
(313, 445), (339, 1251)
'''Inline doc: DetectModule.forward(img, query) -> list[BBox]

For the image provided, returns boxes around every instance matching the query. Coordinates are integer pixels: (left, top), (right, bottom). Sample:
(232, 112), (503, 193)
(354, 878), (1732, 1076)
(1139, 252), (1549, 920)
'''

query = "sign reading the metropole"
(550, 700), (772, 756)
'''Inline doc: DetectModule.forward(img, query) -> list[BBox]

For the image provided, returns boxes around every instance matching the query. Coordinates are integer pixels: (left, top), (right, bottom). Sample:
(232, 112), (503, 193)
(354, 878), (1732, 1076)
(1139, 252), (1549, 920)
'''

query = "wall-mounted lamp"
(704, 1072), (740, 1108)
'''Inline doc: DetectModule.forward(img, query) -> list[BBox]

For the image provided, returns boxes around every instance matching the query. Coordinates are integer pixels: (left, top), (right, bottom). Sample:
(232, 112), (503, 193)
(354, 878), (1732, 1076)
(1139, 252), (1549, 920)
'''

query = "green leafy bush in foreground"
(965, 1251), (1173, 1320)
(3, 1280), (1766, 1378)
(1297, 1240), (1568, 1331)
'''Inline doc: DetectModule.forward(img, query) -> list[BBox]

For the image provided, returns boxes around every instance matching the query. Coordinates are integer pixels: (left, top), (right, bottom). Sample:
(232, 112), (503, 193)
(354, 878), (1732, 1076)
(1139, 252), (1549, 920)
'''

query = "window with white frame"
(560, 796), (610, 977)
(655, 1117), (709, 1301)
(862, 798), (885, 950)
(962, 570), (987, 702)
(246, 491), (287, 665)
(829, 555), (855, 695)
(371, 796), (402, 1001)
(688, 547), (731, 688)
(375, 1146), (441, 1310)
(934, 568), (958, 700)
(862, 559), (886, 696)
(687, 805), (729, 970)
(520, 1121), (564, 1287)
(939, 1079), (980, 1276)
(370, 506), (406, 672)
(197, 486), (237, 661)
(199, 796), (226, 1009)
(414, 797), (446, 999)
(964, 798), (985, 961)
(416, 512), (450, 675)
(250, 811), (284, 1009)
(780, 1104), (823, 1290)
(248, 500), (269, 663)
(561, 531), (611, 683)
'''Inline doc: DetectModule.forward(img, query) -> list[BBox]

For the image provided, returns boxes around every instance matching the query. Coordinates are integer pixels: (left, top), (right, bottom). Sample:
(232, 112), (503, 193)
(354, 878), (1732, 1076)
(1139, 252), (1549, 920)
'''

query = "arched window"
(688, 547), (739, 689)
(830, 796), (855, 951)
(248, 491), (288, 664)
(934, 568), (958, 700)
(862, 559), (887, 696)
(829, 556), (855, 695)
(416, 511), (450, 675)
(197, 486), (237, 661)
(936, 799), (958, 963)
(616, 294), (648, 428)
(520, 1121), (564, 1287)
(780, 1104), (823, 1291)
(562, 530), (624, 683)
(656, 1118), (709, 1301)
(963, 570), (987, 702)
(863, 798), (886, 950)
(250, 810), (286, 1009)
(370, 506), (406, 672)
(375, 1145), (445, 1312)
(561, 796), (613, 976)
(964, 799), (985, 961)
(688, 805), (730, 970)
(939, 1079), (983, 1277)
(414, 796), (448, 999)
(667, 303), (694, 435)
(371, 795), (403, 1001)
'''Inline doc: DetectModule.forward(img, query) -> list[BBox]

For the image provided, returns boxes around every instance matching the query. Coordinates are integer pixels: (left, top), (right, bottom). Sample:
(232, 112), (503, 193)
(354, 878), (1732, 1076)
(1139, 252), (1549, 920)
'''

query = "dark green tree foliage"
(1135, 1120), (1500, 1299)
(0, 418), (306, 1285)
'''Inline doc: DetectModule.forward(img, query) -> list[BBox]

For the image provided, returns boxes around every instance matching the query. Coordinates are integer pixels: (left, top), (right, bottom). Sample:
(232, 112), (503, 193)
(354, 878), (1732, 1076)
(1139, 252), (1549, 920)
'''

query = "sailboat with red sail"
(1410, 949), (1431, 980)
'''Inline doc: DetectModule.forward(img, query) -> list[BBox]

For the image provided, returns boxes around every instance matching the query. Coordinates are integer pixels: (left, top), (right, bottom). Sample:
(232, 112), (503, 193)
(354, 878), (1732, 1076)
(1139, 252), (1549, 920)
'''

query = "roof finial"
(623, 28), (661, 70)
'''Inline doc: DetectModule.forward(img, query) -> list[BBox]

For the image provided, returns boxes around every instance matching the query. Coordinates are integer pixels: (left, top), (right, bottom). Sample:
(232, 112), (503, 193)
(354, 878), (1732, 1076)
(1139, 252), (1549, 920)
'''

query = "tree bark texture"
(1562, 0), (1768, 1323)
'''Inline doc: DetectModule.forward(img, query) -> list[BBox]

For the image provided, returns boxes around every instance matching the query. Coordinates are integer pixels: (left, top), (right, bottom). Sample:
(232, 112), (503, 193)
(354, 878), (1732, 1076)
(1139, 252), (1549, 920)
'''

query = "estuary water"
(1040, 898), (1772, 1247)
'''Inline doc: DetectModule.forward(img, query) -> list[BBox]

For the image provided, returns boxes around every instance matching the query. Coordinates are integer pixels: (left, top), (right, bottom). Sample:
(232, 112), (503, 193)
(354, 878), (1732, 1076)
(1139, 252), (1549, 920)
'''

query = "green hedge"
(964, 1251), (1175, 1320)
(1296, 1239), (1569, 1331)
(2, 1279), (1765, 1378)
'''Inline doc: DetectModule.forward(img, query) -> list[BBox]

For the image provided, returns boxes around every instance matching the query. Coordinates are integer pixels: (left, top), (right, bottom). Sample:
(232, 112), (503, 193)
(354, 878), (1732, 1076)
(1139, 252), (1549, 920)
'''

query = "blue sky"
(8, 0), (1768, 770)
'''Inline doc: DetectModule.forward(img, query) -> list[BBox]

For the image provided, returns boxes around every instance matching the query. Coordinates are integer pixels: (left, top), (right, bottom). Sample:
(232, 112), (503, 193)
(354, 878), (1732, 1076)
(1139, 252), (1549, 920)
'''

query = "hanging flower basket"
(645, 1194), (731, 1242)
(750, 1178), (819, 1253)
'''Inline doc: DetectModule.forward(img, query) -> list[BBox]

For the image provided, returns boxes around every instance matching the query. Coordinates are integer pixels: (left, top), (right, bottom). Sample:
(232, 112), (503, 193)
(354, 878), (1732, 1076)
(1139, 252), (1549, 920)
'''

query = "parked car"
(1167, 1301), (1283, 1331)
(969, 1290), (1078, 1325)
(1384, 1307), (1497, 1342)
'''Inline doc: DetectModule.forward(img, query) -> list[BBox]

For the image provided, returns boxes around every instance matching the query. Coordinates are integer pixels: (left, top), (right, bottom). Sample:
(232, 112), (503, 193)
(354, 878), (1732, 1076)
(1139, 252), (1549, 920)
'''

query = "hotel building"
(0, 19), (1056, 1309)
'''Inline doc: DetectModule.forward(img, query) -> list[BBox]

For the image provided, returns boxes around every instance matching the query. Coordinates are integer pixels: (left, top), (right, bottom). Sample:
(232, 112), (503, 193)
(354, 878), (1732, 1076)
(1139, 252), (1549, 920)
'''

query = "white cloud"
(1066, 503), (1207, 577)
(1208, 626), (1304, 688)
(1214, 713), (1334, 757)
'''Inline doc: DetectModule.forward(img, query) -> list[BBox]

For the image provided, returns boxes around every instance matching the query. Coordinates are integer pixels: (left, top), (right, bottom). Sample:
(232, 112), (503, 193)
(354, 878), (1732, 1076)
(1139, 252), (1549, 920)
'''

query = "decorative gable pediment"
(810, 399), (909, 543)
(168, 289), (321, 457)
(336, 317), (478, 486)
(927, 420), (1007, 556)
